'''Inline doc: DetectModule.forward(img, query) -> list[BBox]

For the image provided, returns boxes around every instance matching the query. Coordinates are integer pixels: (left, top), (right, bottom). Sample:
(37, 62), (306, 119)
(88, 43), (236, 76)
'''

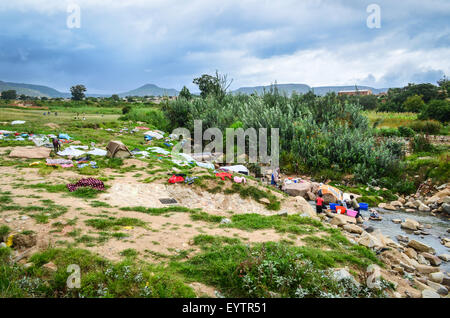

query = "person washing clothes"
(315, 193), (325, 214)
(348, 195), (361, 218)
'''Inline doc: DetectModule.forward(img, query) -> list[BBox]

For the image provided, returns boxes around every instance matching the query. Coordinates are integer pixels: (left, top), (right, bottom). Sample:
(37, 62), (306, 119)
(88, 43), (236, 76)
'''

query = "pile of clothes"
(67, 178), (105, 192)
(46, 158), (74, 168)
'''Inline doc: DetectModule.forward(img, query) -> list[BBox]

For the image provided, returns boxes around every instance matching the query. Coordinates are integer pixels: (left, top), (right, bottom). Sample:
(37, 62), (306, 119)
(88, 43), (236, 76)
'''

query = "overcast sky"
(0, 0), (449, 94)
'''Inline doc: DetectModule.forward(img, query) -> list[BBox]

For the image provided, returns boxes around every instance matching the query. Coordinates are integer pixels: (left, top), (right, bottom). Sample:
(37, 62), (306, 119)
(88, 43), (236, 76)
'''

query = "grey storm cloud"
(0, 0), (449, 93)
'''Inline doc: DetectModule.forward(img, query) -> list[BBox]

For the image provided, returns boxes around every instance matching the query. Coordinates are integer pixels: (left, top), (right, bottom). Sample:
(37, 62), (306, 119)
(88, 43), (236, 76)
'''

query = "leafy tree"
(179, 86), (192, 100)
(437, 75), (450, 98)
(70, 85), (86, 101)
(403, 95), (425, 113)
(419, 99), (450, 123)
(19, 94), (28, 101)
(111, 94), (120, 101)
(193, 71), (233, 100)
(1, 90), (17, 100)
(193, 74), (219, 98)
(357, 94), (378, 110)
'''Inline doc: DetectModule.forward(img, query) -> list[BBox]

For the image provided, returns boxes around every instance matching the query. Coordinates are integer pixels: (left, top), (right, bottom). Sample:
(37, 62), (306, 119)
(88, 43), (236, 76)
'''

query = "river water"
(308, 202), (450, 274)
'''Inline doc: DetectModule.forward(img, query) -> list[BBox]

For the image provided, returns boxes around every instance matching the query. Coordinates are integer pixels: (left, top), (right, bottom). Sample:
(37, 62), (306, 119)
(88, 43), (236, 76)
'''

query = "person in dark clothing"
(315, 193), (325, 214)
(52, 137), (61, 153)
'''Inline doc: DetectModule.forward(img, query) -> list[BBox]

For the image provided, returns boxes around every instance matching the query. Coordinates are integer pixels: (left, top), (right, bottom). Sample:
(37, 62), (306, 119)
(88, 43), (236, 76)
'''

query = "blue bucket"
(329, 203), (338, 211)
(359, 203), (369, 210)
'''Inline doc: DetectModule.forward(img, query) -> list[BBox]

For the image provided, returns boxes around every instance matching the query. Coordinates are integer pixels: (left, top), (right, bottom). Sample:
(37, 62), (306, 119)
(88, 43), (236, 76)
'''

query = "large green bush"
(162, 90), (403, 183)
(419, 99), (450, 123)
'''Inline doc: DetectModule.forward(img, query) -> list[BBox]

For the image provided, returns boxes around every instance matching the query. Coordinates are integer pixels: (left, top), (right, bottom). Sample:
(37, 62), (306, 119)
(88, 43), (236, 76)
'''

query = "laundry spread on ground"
(67, 178), (105, 192)
(168, 175), (185, 183)
(46, 158), (74, 168)
(215, 172), (232, 181)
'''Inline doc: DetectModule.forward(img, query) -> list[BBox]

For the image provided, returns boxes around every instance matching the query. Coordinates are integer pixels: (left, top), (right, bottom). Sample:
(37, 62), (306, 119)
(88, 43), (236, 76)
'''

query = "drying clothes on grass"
(86, 148), (107, 156)
(135, 126), (149, 130)
(46, 158), (74, 167)
(219, 165), (249, 175)
(185, 176), (198, 185)
(144, 131), (164, 140)
(57, 146), (86, 157)
(168, 175), (185, 183)
(77, 161), (98, 169)
(58, 133), (71, 140)
(11, 120), (26, 125)
(148, 147), (171, 155)
(234, 176), (247, 184)
(67, 178), (105, 192)
(215, 172), (232, 181)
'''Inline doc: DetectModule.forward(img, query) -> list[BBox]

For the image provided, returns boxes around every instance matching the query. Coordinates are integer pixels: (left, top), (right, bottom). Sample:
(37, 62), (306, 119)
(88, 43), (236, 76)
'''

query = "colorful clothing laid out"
(67, 178), (105, 192)
(215, 172), (232, 181)
(168, 175), (185, 183)
(46, 158), (74, 168)
(233, 176), (246, 184)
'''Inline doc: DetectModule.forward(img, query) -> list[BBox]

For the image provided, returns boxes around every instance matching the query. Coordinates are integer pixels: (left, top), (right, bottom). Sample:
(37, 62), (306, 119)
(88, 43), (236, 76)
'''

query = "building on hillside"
(338, 89), (373, 96)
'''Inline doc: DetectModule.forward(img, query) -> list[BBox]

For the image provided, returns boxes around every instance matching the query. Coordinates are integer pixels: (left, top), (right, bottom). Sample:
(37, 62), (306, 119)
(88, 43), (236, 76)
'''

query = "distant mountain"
(0, 80), (69, 98)
(233, 83), (389, 96)
(119, 84), (178, 97)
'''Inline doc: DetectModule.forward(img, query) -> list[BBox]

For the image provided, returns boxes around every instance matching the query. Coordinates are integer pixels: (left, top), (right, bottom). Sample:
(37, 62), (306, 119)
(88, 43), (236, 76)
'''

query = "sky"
(0, 0), (449, 94)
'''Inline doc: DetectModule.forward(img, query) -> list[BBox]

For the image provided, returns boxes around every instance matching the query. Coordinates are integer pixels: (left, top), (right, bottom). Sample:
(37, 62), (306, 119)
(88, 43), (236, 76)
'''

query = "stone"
(414, 279), (430, 291)
(442, 203), (450, 214)
(443, 277), (450, 288)
(404, 201), (416, 209)
(259, 198), (270, 204)
(404, 248), (418, 260)
(422, 289), (441, 298)
(418, 203), (431, 212)
(398, 197), (406, 204)
(438, 254), (450, 262)
(415, 264), (440, 274)
(306, 191), (316, 201)
(330, 214), (356, 226)
(23, 262), (33, 269)
(20, 215), (29, 220)
(342, 224), (363, 234)
(429, 272), (444, 284)
(396, 235), (409, 243)
(392, 219), (402, 224)
(294, 196), (317, 218)
(421, 252), (442, 266)
(277, 211), (288, 217)
(378, 203), (386, 209)
(0, 242), (6, 248)
(43, 262), (57, 272)
(384, 204), (397, 211)
(283, 182), (311, 197)
(332, 268), (359, 286)
(401, 219), (420, 231)
(417, 254), (430, 265)
(407, 239), (435, 254)
(357, 232), (384, 249)
(426, 281), (448, 296)
(391, 201), (403, 207)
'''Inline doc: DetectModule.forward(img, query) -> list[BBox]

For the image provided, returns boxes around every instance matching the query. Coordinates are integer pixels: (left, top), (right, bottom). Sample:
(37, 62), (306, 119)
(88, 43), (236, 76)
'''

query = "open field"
(1, 106), (424, 298)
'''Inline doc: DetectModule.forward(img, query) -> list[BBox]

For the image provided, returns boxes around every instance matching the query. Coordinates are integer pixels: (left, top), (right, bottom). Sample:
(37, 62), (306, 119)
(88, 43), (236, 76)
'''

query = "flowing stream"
(308, 202), (450, 274)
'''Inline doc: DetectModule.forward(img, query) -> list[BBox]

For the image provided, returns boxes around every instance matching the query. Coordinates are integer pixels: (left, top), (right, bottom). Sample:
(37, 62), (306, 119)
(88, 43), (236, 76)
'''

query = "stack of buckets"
(329, 202), (369, 218)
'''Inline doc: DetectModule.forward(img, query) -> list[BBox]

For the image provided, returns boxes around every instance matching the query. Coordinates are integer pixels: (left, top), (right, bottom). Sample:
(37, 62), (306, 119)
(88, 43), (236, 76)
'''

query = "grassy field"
(0, 106), (401, 298)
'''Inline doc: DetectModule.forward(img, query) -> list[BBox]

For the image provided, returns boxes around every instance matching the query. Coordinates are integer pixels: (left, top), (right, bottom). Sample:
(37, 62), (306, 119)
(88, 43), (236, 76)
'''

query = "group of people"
(43, 111), (57, 116)
(315, 194), (363, 219)
(270, 168), (364, 220)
